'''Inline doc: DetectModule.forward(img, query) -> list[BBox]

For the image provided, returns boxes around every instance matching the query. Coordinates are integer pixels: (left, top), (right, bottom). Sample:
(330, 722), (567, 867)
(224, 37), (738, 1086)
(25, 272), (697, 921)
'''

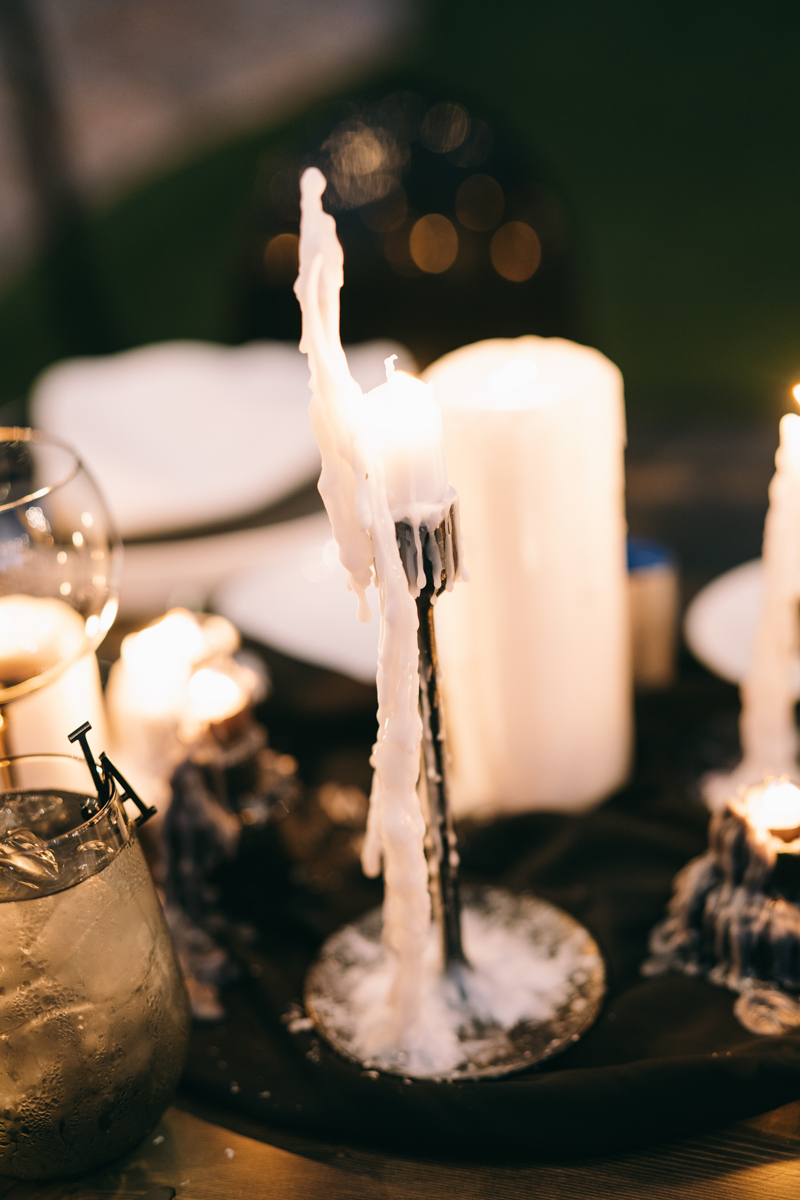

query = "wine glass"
(0, 429), (121, 755)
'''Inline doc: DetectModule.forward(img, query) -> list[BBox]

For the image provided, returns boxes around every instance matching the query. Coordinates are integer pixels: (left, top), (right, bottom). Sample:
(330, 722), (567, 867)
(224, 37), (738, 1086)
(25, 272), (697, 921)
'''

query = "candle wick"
(384, 354), (397, 381)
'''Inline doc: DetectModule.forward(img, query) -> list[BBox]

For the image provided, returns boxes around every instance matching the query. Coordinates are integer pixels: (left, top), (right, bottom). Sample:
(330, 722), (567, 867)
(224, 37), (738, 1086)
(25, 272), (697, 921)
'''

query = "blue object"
(627, 536), (675, 572)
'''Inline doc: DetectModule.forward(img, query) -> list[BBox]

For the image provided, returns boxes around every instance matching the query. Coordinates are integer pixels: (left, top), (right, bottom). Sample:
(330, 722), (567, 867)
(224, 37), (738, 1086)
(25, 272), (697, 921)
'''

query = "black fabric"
(178, 671), (800, 1158)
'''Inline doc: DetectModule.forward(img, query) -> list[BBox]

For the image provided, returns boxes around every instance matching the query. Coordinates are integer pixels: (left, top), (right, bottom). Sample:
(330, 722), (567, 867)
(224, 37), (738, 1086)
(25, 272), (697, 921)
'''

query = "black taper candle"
(395, 508), (467, 975)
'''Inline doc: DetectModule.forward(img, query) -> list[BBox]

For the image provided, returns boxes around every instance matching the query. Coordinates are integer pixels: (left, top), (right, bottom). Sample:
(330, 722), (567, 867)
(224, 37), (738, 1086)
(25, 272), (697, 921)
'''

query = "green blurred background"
(0, 0), (798, 418)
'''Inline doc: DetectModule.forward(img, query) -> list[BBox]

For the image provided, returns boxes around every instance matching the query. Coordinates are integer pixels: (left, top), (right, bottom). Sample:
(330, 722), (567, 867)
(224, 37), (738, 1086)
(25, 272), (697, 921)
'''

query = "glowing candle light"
(744, 777), (800, 836)
(105, 609), (242, 808)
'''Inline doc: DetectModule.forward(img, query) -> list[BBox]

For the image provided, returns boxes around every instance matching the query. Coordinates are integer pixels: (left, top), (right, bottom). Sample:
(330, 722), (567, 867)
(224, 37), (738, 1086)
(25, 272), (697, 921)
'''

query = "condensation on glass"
(0, 754), (189, 1180)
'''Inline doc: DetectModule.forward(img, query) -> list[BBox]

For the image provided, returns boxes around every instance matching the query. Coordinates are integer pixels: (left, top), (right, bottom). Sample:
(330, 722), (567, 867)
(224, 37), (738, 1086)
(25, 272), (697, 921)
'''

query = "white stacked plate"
(31, 337), (414, 625)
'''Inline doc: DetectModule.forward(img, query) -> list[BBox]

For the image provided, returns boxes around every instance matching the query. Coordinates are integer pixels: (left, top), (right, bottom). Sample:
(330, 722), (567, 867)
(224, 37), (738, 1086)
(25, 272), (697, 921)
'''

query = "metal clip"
(67, 722), (156, 826)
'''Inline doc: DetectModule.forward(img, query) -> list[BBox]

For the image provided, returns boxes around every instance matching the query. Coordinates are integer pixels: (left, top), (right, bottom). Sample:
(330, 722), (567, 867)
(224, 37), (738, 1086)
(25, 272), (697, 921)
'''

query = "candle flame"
(793, 383), (800, 406)
(745, 777), (800, 834)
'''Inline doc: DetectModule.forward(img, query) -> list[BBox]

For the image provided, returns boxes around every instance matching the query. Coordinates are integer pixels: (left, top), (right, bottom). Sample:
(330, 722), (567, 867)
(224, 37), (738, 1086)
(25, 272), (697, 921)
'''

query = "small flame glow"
(792, 383), (800, 405)
(745, 778), (800, 833)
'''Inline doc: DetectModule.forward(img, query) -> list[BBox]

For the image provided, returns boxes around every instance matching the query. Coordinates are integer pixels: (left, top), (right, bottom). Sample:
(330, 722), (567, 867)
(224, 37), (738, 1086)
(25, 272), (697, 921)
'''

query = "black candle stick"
(395, 507), (467, 976)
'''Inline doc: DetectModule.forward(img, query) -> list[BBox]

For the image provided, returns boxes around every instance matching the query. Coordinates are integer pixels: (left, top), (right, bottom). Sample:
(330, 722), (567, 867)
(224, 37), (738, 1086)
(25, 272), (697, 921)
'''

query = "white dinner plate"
(31, 338), (414, 540)
(683, 557), (800, 695)
(212, 513), (379, 683)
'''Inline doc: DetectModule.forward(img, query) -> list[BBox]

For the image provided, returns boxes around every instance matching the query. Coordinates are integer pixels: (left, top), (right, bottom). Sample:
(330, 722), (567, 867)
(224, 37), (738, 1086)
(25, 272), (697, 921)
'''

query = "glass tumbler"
(0, 754), (190, 1180)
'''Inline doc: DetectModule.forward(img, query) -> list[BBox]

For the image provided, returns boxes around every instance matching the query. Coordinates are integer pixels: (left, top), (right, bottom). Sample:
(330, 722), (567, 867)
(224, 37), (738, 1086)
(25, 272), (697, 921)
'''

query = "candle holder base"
(304, 886), (605, 1081)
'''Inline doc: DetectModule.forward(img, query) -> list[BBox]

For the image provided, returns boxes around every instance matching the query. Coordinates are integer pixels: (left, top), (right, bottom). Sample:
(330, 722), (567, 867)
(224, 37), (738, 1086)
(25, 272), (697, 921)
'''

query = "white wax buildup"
(294, 168), (458, 1051)
(704, 413), (800, 810)
(423, 338), (631, 816)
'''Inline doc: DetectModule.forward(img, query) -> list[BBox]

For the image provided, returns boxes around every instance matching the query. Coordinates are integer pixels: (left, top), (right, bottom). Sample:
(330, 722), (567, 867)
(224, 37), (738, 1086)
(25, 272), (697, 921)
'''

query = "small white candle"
(423, 337), (631, 816)
(705, 412), (800, 807)
(356, 359), (450, 524)
(105, 608), (243, 808)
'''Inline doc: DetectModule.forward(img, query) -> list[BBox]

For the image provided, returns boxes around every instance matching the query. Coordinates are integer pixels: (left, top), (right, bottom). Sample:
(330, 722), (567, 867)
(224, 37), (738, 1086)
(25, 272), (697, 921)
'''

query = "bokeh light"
(448, 120), (493, 168)
(792, 382), (800, 405)
(409, 215), (458, 273)
(490, 221), (541, 282)
(362, 186), (408, 232)
(420, 102), (470, 154)
(264, 233), (299, 286)
(456, 174), (504, 231)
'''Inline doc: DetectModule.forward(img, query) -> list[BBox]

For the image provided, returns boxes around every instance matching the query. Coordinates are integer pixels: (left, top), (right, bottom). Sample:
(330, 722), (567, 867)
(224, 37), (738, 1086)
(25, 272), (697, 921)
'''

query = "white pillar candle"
(704, 413), (800, 809)
(295, 168), (459, 1050)
(423, 337), (631, 816)
(0, 595), (108, 756)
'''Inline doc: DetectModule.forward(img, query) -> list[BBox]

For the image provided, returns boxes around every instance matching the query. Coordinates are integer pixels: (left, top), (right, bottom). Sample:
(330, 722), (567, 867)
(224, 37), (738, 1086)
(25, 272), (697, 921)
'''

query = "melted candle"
(294, 168), (456, 1048)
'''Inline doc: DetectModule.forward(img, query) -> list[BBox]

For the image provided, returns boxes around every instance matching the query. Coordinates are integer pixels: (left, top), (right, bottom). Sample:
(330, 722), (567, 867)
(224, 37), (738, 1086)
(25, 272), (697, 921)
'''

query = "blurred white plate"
(31, 338), (414, 540)
(212, 513), (379, 683)
(684, 557), (800, 695)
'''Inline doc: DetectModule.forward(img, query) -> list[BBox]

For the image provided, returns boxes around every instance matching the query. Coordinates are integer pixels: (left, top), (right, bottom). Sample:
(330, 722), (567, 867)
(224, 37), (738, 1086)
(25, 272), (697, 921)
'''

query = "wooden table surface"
(2, 1096), (799, 1200)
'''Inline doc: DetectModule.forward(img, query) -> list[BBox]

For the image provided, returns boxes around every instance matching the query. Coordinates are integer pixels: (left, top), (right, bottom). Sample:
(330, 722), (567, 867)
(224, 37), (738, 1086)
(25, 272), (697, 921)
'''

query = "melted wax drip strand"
(294, 167), (444, 1045)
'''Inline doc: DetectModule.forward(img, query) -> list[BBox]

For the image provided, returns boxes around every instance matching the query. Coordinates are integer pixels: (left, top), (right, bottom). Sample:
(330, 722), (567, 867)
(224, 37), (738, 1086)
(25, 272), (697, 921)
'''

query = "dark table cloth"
(177, 655), (800, 1159)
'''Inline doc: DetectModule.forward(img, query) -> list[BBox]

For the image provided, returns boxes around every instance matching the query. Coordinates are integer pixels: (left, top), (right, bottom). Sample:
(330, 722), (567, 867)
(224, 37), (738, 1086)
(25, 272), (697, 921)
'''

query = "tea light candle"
(423, 338), (631, 817)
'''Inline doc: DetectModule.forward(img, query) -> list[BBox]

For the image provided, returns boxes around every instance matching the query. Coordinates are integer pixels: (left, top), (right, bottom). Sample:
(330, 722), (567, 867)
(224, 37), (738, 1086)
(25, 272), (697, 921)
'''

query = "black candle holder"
(304, 511), (606, 1080)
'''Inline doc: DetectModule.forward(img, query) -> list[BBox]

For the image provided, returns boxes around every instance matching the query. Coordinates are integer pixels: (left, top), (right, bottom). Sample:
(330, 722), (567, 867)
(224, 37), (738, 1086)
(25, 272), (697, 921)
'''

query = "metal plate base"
(304, 886), (606, 1081)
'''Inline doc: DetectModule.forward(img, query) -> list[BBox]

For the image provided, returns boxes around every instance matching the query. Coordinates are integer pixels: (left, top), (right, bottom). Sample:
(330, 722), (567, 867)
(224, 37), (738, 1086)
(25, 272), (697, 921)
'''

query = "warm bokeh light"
(420, 102), (470, 154)
(490, 221), (541, 282)
(456, 174), (504, 231)
(792, 383), (800, 405)
(383, 220), (419, 276)
(362, 185), (408, 232)
(264, 233), (299, 286)
(745, 778), (800, 834)
(409, 214), (458, 273)
(187, 666), (245, 724)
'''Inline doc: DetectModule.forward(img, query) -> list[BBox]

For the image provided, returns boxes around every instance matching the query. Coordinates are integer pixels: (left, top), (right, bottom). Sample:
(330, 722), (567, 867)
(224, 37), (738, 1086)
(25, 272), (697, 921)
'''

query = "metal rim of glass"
(0, 428), (122, 704)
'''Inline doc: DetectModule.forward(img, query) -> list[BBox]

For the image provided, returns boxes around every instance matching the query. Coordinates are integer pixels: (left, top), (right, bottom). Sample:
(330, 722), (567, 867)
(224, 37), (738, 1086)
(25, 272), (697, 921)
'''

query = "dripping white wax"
(294, 167), (456, 1047)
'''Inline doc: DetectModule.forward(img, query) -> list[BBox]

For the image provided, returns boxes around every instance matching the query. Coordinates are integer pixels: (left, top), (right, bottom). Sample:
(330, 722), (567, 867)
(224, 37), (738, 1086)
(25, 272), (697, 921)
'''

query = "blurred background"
(0, 0), (796, 591)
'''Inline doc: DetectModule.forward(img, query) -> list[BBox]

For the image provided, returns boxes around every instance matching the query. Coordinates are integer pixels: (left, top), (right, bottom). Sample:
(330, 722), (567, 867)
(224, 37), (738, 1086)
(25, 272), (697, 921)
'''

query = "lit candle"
(704, 410), (800, 808)
(105, 609), (243, 808)
(295, 168), (457, 1047)
(646, 775), (800, 1032)
(422, 337), (631, 816)
(741, 777), (800, 841)
(356, 359), (450, 524)
(0, 595), (108, 755)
